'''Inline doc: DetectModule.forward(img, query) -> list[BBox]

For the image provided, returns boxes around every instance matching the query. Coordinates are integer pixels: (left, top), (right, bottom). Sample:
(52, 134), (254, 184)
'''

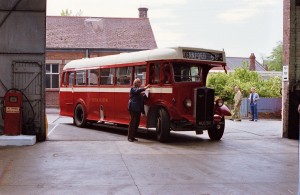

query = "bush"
(207, 67), (282, 104)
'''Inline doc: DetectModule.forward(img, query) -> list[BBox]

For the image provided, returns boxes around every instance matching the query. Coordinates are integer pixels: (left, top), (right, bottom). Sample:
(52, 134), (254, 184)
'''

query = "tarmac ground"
(0, 110), (298, 195)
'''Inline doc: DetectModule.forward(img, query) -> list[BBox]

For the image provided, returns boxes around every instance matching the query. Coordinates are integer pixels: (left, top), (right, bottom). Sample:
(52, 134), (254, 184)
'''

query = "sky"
(47, 0), (283, 63)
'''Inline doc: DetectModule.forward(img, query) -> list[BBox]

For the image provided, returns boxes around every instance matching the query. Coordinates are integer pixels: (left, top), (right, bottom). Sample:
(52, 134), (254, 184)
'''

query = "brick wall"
(45, 50), (120, 108)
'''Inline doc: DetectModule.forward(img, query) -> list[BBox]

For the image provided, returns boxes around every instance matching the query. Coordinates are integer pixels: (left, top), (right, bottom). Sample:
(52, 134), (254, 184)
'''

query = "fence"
(240, 97), (282, 118)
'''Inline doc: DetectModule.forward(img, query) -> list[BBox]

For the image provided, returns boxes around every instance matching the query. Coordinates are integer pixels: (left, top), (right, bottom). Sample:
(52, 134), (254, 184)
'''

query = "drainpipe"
(86, 49), (89, 58)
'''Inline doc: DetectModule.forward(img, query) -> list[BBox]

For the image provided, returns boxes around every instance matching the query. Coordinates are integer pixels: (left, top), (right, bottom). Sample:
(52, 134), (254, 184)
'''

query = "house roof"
(226, 57), (266, 71)
(46, 16), (157, 50)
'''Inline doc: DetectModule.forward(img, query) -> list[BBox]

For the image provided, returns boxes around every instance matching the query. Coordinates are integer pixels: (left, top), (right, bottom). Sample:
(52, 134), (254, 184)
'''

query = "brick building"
(46, 8), (157, 107)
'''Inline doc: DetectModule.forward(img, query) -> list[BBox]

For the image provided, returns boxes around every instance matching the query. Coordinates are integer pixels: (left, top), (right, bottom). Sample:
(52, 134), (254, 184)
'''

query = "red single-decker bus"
(60, 47), (231, 142)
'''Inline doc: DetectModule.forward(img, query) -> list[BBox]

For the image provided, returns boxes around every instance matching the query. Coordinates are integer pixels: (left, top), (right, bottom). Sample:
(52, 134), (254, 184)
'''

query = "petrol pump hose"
(3, 88), (36, 134)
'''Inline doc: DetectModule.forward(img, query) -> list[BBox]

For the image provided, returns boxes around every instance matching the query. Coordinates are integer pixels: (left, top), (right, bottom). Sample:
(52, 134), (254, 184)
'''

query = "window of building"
(135, 65), (146, 85)
(100, 68), (115, 85)
(46, 63), (59, 88)
(116, 66), (132, 85)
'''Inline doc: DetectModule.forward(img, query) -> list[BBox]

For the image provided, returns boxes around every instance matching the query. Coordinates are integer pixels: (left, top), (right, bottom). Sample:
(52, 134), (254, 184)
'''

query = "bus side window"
(100, 68), (114, 85)
(61, 72), (67, 87)
(75, 70), (86, 85)
(68, 72), (74, 87)
(173, 64), (187, 82)
(163, 63), (172, 84)
(149, 63), (160, 84)
(134, 65), (146, 85)
(191, 66), (202, 82)
(116, 66), (132, 85)
(88, 69), (99, 85)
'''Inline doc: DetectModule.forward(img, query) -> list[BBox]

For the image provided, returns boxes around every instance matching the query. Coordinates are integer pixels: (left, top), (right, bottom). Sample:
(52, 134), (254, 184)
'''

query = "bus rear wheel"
(156, 108), (170, 142)
(74, 104), (87, 128)
(208, 117), (225, 141)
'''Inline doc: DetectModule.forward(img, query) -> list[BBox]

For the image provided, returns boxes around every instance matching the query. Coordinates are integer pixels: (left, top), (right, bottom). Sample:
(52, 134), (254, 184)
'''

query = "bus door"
(63, 71), (75, 115)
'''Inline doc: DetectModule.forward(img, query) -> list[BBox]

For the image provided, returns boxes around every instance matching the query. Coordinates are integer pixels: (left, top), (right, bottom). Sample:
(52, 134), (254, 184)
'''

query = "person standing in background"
(230, 85), (243, 121)
(249, 87), (259, 121)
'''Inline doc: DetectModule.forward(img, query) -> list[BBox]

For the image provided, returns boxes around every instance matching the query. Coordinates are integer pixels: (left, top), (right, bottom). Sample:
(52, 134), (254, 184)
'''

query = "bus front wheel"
(208, 117), (225, 141)
(156, 108), (170, 142)
(74, 104), (87, 128)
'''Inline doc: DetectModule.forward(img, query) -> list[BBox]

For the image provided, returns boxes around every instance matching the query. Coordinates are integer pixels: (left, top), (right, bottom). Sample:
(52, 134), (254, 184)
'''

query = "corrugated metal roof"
(46, 16), (157, 50)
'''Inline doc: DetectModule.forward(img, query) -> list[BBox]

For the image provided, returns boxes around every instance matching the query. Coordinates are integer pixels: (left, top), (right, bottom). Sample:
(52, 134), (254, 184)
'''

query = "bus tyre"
(208, 117), (225, 141)
(156, 108), (170, 142)
(74, 104), (87, 128)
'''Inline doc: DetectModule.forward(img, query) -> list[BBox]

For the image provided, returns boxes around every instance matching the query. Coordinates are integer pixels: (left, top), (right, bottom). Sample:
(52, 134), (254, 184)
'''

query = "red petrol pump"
(3, 89), (23, 135)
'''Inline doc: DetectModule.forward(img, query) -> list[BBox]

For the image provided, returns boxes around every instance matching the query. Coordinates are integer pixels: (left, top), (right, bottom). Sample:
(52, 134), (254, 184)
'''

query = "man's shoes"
(229, 119), (234, 121)
(255, 119), (258, 122)
(236, 120), (242, 122)
(128, 138), (138, 142)
(249, 119), (254, 121)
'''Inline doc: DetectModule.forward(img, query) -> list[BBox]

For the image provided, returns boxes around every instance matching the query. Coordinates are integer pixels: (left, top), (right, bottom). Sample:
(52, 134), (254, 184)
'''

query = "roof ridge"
(226, 56), (249, 59)
(46, 16), (146, 20)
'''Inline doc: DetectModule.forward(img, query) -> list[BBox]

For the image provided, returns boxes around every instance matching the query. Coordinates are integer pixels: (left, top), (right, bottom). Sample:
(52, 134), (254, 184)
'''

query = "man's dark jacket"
(128, 87), (145, 113)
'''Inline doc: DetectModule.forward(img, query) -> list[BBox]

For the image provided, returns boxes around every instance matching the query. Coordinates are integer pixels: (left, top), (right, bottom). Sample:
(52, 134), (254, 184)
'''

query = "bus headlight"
(216, 99), (224, 107)
(184, 98), (192, 108)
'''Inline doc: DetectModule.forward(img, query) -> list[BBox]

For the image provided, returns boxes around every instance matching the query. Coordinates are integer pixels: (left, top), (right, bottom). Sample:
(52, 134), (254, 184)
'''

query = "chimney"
(138, 7), (148, 18)
(249, 53), (256, 71)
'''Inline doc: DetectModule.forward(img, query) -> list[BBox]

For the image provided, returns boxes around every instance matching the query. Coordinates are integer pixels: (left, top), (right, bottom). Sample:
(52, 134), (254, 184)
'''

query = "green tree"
(61, 9), (83, 16)
(61, 9), (72, 16)
(266, 41), (283, 71)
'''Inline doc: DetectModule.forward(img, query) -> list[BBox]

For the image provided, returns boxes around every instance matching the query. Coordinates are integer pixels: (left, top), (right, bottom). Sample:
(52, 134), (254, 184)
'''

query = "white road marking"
(47, 124), (59, 137)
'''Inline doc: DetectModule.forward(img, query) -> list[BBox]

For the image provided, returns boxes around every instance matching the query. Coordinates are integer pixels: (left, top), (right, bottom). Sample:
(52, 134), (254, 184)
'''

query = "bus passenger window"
(149, 63), (160, 84)
(134, 65), (146, 85)
(76, 70), (86, 85)
(88, 69), (99, 85)
(163, 63), (171, 84)
(116, 67), (132, 85)
(100, 68), (115, 85)
(61, 72), (67, 87)
(68, 72), (74, 86)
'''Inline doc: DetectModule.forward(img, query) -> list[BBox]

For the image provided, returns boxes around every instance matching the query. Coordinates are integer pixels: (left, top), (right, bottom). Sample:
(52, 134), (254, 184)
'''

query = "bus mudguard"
(215, 105), (231, 117)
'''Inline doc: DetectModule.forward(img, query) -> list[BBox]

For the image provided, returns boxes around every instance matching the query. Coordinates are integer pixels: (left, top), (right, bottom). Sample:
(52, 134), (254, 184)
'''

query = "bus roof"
(63, 46), (226, 70)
